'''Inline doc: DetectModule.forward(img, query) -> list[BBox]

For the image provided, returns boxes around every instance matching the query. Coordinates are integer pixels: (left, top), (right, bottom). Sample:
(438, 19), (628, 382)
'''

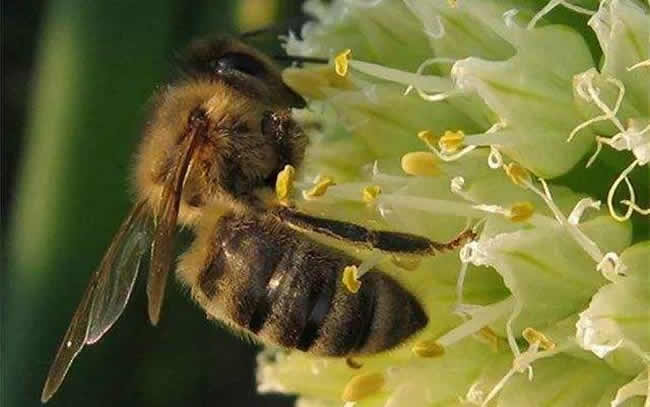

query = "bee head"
(178, 36), (306, 109)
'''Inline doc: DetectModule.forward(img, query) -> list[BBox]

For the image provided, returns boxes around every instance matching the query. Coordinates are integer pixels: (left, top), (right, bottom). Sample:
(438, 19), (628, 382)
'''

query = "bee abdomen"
(199, 214), (427, 356)
(305, 271), (427, 356)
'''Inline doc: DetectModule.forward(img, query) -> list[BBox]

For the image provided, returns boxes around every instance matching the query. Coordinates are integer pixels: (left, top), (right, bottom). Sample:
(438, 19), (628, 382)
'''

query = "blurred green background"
(2, 1), (308, 405)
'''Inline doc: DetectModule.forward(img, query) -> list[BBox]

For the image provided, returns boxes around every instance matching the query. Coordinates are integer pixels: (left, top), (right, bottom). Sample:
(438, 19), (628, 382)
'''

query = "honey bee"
(42, 35), (472, 403)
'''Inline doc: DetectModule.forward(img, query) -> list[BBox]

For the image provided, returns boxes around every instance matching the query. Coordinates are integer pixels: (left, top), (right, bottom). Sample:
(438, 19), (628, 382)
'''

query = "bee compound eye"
(215, 52), (266, 77)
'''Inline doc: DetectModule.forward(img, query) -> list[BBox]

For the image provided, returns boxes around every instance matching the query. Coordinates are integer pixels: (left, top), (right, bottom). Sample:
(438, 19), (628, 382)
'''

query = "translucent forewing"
(146, 119), (204, 325)
(41, 201), (151, 402)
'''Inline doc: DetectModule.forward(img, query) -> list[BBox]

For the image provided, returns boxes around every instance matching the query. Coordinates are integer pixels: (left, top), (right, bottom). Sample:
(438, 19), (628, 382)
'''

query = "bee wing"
(41, 201), (152, 403)
(146, 125), (202, 326)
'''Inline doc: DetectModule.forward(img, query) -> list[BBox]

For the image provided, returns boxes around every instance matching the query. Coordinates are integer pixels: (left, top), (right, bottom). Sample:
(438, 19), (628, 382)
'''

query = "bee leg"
(345, 357), (363, 369)
(261, 109), (307, 173)
(274, 207), (475, 256)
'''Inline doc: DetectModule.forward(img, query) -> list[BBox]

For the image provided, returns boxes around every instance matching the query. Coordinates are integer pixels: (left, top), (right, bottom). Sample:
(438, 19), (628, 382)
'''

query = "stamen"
(504, 162), (532, 187)
(412, 339), (445, 358)
(621, 200), (650, 215)
(341, 372), (385, 402)
(342, 266), (361, 294)
(303, 176), (335, 200)
(585, 137), (604, 168)
(596, 252), (628, 279)
(362, 185), (382, 204)
(455, 261), (469, 306)
(275, 165), (296, 202)
(335, 49), (352, 77)
(527, 0), (595, 30)
(481, 337), (566, 406)
(344, 0), (383, 7)
(417, 130), (436, 148)
(568, 72), (626, 142)
(401, 152), (441, 176)
(357, 251), (385, 277)
(611, 370), (649, 407)
(403, 58), (458, 101)
(349, 60), (452, 93)
(378, 194), (484, 218)
(463, 382), (486, 405)
(450, 176), (468, 199)
(607, 160), (638, 222)
(503, 9), (520, 28)
(576, 316), (624, 358)
(505, 300), (523, 358)
(626, 59), (650, 71)
(439, 130), (465, 153)
(522, 327), (556, 351)
(343, 252), (384, 294)
(438, 297), (516, 347)
(487, 147), (503, 169)
(568, 198), (601, 225)
(475, 327), (499, 352)
(526, 178), (604, 261)
(506, 201), (535, 222)
(423, 15), (445, 39)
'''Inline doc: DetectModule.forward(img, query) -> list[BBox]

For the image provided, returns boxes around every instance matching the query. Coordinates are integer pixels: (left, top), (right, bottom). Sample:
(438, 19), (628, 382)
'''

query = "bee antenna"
(272, 55), (329, 65)
(239, 15), (315, 40)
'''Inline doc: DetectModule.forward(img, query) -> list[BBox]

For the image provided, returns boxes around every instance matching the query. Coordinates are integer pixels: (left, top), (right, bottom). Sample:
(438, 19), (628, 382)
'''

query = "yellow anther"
(438, 130), (465, 153)
(362, 185), (382, 204)
(341, 372), (385, 402)
(412, 339), (445, 358)
(507, 201), (535, 222)
(523, 327), (556, 351)
(390, 255), (421, 271)
(448, 0), (458, 7)
(342, 265), (361, 294)
(504, 162), (531, 187)
(303, 176), (335, 200)
(334, 49), (352, 77)
(476, 327), (499, 352)
(417, 129), (436, 148)
(275, 165), (295, 202)
(401, 152), (441, 176)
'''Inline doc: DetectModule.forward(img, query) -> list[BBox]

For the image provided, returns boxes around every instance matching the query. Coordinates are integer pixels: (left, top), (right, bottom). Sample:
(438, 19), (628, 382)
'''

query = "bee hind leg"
(275, 207), (475, 256)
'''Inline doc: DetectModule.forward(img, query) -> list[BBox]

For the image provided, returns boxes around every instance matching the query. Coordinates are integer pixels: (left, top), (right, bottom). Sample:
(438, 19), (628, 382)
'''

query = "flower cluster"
(258, 1), (649, 406)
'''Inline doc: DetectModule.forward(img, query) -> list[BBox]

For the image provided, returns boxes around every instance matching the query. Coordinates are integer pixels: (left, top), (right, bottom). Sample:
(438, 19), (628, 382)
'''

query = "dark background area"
(2, 1), (308, 406)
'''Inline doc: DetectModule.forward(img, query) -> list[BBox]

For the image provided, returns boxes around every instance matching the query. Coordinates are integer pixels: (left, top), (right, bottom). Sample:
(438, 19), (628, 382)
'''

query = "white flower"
(260, 1), (649, 406)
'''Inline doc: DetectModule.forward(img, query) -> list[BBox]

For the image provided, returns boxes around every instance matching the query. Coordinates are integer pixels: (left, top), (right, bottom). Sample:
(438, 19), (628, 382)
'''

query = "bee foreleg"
(261, 109), (307, 174)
